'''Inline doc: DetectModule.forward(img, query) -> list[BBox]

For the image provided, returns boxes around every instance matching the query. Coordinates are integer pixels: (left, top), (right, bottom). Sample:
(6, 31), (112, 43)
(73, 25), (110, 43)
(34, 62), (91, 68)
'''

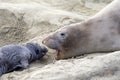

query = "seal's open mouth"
(56, 50), (60, 57)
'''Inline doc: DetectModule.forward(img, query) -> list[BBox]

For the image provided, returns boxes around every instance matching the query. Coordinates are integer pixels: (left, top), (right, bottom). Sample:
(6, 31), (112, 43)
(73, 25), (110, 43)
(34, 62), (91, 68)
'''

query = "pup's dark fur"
(0, 43), (48, 76)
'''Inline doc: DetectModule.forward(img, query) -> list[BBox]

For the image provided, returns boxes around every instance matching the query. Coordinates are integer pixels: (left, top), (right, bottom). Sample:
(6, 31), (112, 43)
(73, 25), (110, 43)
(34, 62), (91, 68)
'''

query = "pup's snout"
(42, 47), (48, 53)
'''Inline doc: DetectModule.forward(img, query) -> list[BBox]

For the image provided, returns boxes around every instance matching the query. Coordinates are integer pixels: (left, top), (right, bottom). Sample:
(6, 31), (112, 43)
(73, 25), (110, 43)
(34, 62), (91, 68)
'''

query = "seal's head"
(42, 23), (90, 60)
(25, 43), (48, 61)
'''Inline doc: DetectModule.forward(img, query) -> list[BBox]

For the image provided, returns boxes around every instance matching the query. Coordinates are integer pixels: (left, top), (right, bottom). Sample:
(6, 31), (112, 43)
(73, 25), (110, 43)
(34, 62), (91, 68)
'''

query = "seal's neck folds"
(92, 0), (120, 19)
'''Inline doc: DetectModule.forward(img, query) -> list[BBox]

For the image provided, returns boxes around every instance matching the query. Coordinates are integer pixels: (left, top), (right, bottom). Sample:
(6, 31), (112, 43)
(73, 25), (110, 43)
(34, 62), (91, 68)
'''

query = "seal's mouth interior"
(56, 49), (60, 57)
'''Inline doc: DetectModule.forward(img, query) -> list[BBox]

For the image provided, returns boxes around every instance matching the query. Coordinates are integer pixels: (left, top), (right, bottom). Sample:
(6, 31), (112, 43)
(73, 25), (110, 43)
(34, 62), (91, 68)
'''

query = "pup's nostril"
(42, 47), (48, 53)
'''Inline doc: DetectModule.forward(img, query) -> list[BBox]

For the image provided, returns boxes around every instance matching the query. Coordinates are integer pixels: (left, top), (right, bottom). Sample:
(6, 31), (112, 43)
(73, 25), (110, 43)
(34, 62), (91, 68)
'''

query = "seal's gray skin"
(42, 0), (120, 60)
(0, 43), (48, 76)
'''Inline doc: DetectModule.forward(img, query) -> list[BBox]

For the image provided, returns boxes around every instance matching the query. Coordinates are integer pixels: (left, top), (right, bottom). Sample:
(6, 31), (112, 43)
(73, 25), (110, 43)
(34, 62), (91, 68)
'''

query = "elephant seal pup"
(0, 42), (48, 76)
(42, 0), (120, 60)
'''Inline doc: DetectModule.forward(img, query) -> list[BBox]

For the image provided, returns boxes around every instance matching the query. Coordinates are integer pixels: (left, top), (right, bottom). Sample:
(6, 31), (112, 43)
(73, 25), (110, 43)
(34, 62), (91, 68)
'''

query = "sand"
(0, 0), (115, 80)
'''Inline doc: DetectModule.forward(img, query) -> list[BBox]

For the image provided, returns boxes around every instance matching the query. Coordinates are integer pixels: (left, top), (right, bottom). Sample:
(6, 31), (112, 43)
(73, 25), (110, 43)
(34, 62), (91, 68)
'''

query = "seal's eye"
(60, 32), (67, 39)
(60, 33), (65, 37)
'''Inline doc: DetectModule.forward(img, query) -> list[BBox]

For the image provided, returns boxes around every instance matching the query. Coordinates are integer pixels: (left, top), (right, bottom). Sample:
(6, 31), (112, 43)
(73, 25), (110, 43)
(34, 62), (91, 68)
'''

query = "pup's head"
(25, 43), (48, 61)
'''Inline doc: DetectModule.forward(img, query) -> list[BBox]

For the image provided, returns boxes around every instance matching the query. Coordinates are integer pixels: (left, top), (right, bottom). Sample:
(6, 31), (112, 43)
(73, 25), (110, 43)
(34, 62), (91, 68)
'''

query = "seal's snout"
(42, 40), (46, 44)
(42, 37), (50, 45)
(42, 38), (58, 50)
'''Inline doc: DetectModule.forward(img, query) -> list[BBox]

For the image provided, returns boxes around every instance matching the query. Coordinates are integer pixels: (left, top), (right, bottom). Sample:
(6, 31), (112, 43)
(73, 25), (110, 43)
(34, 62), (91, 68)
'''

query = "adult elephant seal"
(42, 0), (120, 60)
(0, 42), (48, 76)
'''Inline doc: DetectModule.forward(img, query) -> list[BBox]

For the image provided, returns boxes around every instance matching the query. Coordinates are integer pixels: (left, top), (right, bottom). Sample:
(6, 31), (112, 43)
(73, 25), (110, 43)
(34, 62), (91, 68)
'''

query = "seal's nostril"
(42, 40), (45, 44)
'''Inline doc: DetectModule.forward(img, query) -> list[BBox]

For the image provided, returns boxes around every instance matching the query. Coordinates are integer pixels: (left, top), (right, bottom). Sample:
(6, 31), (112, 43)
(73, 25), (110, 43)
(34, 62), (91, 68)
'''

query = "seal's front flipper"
(0, 68), (3, 76)
(20, 59), (29, 69)
(13, 64), (24, 71)
(13, 60), (29, 71)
